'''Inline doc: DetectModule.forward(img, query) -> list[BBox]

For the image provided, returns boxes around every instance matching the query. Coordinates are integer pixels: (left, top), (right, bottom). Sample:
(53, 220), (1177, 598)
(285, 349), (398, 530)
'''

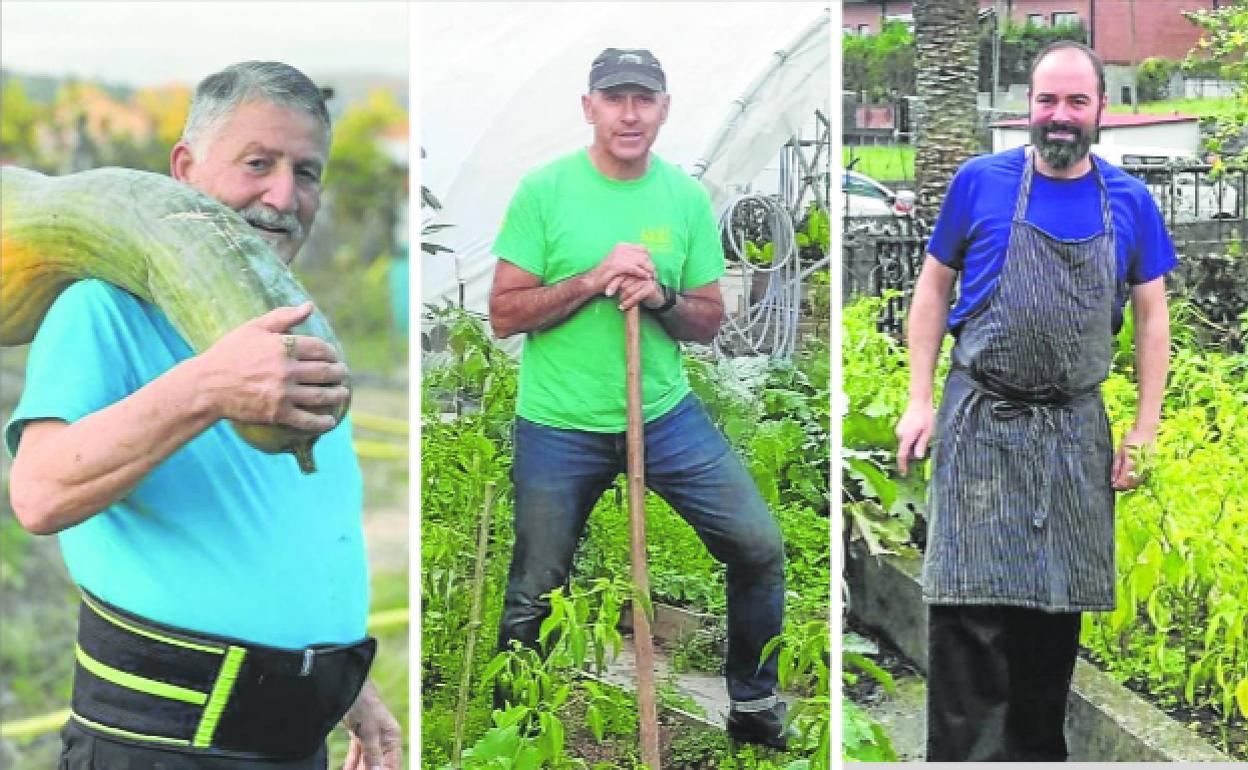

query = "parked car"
(843, 170), (916, 218)
(1092, 144), (1241, 222)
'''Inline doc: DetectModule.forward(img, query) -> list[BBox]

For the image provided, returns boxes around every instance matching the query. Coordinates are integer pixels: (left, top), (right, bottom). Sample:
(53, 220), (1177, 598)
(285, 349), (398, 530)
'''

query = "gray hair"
(181, 61), (331, 155)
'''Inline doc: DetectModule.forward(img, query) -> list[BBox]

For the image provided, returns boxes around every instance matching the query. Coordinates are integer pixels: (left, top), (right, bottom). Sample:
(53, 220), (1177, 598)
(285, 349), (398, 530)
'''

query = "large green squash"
(1, 166), (348, 473)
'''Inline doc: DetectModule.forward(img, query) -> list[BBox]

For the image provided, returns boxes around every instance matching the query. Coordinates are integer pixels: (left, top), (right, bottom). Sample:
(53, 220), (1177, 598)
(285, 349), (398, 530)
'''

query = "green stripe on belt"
(70, 711), (190, 747)
(192, 645), (247, 747)
(75, 645), (208, 705)
(81, 593), (223, 655)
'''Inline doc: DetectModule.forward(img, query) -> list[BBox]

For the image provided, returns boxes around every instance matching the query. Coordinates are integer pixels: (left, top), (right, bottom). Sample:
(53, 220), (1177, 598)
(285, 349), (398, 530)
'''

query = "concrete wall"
(1104, 63), (1140, 107)
(1095, 121), (1202, 152)
(1184, 77), (1241, 99)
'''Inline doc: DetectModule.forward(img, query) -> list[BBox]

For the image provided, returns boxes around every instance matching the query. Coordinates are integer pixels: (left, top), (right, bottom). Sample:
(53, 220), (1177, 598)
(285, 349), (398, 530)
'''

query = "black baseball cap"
(588, 48), (666, 92)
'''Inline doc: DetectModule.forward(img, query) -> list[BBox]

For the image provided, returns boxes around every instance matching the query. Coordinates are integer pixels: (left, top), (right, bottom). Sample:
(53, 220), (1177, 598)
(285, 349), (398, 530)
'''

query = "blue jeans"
(498, 394), (785, 705)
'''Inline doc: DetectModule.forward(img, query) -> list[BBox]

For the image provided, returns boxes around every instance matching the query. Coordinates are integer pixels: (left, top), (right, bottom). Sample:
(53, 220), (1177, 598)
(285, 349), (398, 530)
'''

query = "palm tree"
(913, 0), (981, 221)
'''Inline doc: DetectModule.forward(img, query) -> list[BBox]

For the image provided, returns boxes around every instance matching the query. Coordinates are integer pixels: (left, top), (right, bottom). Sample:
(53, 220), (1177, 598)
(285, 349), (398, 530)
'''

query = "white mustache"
(239, 204), (303, 242)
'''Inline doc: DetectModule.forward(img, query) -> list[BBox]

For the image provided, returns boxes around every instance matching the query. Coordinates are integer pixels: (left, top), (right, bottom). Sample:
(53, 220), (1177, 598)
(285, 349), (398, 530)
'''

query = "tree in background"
(978, 18), (1088, 94)
(913, 0), (981, 219)
(325, 88), (408, 264)
(1, 76), (45, 166)
(844, 21), (916, 101)
(134, 84), (191, 150)
(1185, 0), (1247, 166)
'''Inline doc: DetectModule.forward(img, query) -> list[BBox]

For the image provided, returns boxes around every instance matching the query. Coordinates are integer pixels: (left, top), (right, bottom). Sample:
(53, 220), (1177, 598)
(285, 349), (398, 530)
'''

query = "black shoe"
(726, 702), (797, 751)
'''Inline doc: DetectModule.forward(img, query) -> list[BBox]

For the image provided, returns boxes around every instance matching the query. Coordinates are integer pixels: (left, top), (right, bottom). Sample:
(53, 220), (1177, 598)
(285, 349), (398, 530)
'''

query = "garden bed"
(843, 292), (1248, 761)
(560, 682), (794, 769)
(422, 307), (831, 768)
(844, 542), (1233, 762)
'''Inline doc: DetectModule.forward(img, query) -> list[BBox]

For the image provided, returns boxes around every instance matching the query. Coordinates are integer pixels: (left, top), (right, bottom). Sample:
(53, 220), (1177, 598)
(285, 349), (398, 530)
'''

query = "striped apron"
(924, 149), (1121, 612)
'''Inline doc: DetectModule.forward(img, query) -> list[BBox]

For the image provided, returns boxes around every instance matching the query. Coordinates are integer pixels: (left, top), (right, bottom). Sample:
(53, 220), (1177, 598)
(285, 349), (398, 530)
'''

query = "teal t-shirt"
(492, 150), (725, 431)
(5, 280), (369, 648)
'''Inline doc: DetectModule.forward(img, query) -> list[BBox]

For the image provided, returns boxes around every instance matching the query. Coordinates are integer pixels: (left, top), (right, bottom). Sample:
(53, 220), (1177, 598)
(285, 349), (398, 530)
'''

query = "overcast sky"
(1, 1), (409, 87)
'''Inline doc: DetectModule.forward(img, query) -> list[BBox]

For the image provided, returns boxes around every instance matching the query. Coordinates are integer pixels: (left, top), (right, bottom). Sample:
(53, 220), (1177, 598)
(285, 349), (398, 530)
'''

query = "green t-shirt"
(493, 149), (725, 432)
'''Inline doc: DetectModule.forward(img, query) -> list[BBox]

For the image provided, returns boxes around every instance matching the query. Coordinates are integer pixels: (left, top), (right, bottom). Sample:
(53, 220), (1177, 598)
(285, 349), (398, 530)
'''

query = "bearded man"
(895, 42), (1175, 762)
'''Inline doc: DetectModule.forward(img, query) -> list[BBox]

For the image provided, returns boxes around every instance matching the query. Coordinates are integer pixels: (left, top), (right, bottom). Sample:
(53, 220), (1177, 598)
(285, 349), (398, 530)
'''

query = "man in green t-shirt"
(488, 48), (790, 749)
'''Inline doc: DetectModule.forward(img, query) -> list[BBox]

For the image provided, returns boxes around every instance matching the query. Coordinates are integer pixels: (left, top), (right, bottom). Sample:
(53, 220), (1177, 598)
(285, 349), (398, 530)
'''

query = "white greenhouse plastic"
(419, 2), (830, 319)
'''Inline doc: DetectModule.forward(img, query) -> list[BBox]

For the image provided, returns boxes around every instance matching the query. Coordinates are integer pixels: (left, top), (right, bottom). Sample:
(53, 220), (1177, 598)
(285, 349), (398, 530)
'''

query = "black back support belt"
(72, 590), (375, 760)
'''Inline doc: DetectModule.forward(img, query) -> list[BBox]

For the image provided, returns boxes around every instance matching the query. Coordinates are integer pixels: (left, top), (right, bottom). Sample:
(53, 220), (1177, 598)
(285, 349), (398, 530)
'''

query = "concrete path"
(859, 670), (926, 762)
(599, 635), (730, 726)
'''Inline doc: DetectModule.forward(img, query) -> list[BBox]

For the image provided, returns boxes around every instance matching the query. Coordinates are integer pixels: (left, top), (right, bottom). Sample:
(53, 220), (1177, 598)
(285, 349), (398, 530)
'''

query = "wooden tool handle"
(625, 306), (661, 769)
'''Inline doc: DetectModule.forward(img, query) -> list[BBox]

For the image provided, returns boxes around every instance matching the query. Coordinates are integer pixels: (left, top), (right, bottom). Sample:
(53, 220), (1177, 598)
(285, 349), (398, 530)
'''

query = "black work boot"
(726, 701), (797, 751)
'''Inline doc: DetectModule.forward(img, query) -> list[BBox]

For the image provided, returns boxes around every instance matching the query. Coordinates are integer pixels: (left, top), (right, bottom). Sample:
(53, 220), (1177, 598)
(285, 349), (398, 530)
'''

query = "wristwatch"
(651, 283), (679, 314)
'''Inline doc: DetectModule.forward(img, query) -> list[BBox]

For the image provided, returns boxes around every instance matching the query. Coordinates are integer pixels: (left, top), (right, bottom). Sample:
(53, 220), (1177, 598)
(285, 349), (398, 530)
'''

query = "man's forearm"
(906, 272), (952, 405)
(9, 357), (219, 534)
(651, 290), (723, 344)
(895, 257), (956, 472)
(489, 272), (601, 338)
(1132, 288), (1170, 435)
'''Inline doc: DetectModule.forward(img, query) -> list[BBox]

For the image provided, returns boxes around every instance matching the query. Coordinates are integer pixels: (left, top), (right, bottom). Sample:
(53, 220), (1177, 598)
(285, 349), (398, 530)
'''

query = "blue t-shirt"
(5, 280), (369, 648)
(928, 147), (1178, 332)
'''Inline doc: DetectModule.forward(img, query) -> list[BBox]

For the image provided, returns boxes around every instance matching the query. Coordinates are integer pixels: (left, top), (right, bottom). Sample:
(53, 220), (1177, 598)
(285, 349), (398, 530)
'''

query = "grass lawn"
(841, 98), (1239, 183)
(1109, 97), (1242, 120)
(842, 144), (915, 184)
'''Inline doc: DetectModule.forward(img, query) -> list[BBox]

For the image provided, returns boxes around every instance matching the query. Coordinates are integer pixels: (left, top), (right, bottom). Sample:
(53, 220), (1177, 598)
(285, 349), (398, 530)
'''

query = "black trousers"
(926, 604), (1081, 762)
(59, 722), (328, 770)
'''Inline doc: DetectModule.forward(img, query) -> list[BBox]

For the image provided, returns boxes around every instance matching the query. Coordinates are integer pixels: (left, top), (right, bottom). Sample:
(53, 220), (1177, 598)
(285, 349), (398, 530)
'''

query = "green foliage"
(843, 289), (1248, 743)
(843, 21), (916, 100)
(1137, 58), (1181, 102)
(1, 76), (45, 166)
(759, 621), (831, 768)
(1086, 334), (1248, 730)
(0, 512), (32, 589)
(795, 203), (830, 262)
(422, 304), (520, 437)
(1184, 1), (1248, 165)
(744, 238), (775, 265)
(841, 632), (897, 762)
(1106, 97), (1241, 119)
(841, 294), (935, 556)
(470, 579), (632, 769)
(296, 249), (406, 377)
(325, 89), (407, 255)
(979, 18), (1088, 92)
(687, 341), (830, 516)
(741, 204), (826, 268)
(670, 625), (725, 675)
(422, 309), (830, 765)
(582, 680), (638, 741)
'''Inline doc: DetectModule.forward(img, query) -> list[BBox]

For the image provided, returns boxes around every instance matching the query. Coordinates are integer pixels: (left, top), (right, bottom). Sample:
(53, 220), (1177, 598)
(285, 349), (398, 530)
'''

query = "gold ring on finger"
(282, 335), (297, 359)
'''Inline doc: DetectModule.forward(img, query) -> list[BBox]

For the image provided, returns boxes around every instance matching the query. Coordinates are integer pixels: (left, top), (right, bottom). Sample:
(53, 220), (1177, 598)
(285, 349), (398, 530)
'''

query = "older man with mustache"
(895, 42), (1176, 762)
(8, 62), (400, 770)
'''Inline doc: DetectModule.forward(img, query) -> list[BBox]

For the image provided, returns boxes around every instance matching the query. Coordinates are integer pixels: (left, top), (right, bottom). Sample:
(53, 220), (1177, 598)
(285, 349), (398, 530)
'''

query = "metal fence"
(841, 217), (930, 337)
(1125, 164), (1246, 226)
